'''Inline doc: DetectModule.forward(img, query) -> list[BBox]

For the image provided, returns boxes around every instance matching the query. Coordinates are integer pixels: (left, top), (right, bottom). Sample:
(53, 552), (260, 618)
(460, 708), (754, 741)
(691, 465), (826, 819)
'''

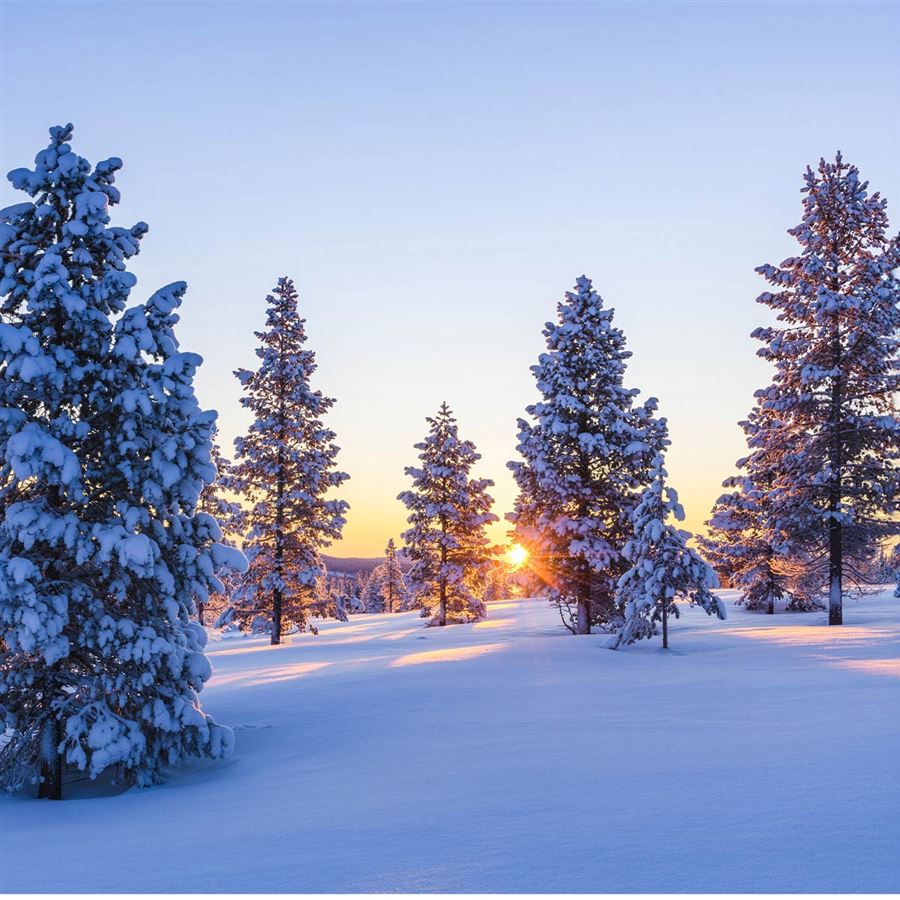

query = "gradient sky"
(2, 1), (898, 556)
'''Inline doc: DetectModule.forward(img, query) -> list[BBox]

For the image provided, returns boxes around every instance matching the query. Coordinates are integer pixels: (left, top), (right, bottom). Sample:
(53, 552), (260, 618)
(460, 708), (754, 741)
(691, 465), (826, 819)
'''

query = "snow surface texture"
(2, 591), (898, 892)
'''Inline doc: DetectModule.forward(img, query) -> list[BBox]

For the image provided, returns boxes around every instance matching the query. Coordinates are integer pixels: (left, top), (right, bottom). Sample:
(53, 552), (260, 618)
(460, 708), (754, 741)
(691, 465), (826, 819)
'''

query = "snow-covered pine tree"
(0, 124), (244, 799)
(613, 455), (724, 649)
(481, 554), (511, 603)
(699, 396), (820, 613)
(225, 277), (349, 643)
(701, 483), (786, 614)
(753, 154), (899, 625)
(196, 429), (246, 626)
(872, 547), (894, 584)
(308, 572), (349, 624)
(354, 571), (367, 608)
(400, 578), (430, 615)
(508, 275), (667, 634)
(362, 568), (386, 614)
(380, 538), (406, 613)
(330, 572), (364, 614)
(399, 403), (497, 625)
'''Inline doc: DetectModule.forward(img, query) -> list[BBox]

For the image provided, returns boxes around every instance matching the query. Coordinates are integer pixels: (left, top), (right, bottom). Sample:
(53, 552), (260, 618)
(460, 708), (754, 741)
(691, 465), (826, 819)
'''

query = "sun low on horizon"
(505, 543), (529, 570)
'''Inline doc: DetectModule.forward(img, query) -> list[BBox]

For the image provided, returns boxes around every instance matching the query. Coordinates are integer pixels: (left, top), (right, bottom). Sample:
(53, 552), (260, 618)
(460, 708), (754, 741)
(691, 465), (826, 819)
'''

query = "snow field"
(2, 590), (898, 892)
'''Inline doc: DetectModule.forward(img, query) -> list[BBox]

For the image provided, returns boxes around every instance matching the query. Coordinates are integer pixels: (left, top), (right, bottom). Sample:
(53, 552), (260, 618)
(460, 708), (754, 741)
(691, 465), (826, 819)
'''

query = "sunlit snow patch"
(390, 642), (505, 667)
(731, 624), (893, 650)
(473, 618), (516, 630)
(211, 661), (333, 687)
(826, 657), (900, 678)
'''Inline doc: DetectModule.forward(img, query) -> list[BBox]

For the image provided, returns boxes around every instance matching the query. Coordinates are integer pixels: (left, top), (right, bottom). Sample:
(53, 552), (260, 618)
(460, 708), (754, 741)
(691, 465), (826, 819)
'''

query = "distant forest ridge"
(323, 554), (412, 576)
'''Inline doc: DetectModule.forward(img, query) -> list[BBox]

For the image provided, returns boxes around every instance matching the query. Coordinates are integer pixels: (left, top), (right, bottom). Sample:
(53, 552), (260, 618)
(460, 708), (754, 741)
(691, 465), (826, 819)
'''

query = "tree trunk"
(574, 446), (592, 636)
(272, 587), (283, 644)
(575, 598), (591, 634)
(272, 438), (285, 645)
(197, 600), (205, 627)
(38, 718), (63, 801)
(438, 548), (447, 626)
(766, 587), (774, 615)
(438, 526), (447, 626)
(575, 561), (592, 634)
(828, 515), (843, 626)
(828, 327), (843, 627)
(827, 436), (843, 625)
(662, 599), (669, 649)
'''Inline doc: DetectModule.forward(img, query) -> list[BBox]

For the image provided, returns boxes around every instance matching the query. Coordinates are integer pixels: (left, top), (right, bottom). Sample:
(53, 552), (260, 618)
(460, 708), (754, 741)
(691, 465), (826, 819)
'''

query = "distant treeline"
(323, 554), (412, 577)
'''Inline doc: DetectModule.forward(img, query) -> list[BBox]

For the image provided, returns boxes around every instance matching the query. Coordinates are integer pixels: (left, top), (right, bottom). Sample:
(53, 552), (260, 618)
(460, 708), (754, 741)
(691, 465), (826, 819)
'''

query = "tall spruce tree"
(225, 277), (349, 643)
(0, 125), (243, 798)
(508, 275), (667, 634)
(753, 154), (899, 625)
(399, 403), (497, 626)
(612, 455), (724, 649)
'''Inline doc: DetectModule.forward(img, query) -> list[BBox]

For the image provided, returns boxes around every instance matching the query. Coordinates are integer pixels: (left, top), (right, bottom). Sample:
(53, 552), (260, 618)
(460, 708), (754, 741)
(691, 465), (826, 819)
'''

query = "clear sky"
(2, 1), (898, 557)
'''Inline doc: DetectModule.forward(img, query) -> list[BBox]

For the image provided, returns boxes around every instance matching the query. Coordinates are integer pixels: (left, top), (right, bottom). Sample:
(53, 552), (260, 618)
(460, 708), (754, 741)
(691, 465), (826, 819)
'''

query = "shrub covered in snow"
(612, 455), (724, 649)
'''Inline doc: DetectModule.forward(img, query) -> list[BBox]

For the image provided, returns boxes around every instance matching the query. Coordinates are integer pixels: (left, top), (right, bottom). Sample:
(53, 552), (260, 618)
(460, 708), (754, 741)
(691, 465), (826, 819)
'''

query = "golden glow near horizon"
(505, 543), (529, 570)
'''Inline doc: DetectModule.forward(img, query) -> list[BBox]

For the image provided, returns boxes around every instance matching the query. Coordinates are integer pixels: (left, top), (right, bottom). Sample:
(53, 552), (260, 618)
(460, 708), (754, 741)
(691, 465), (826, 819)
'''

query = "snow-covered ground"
(2, 591), (898, 892)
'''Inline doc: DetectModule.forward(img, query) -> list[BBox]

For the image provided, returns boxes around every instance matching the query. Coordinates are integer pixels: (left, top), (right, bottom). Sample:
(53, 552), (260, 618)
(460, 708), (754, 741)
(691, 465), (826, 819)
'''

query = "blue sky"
(2, 1), (898, 555)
